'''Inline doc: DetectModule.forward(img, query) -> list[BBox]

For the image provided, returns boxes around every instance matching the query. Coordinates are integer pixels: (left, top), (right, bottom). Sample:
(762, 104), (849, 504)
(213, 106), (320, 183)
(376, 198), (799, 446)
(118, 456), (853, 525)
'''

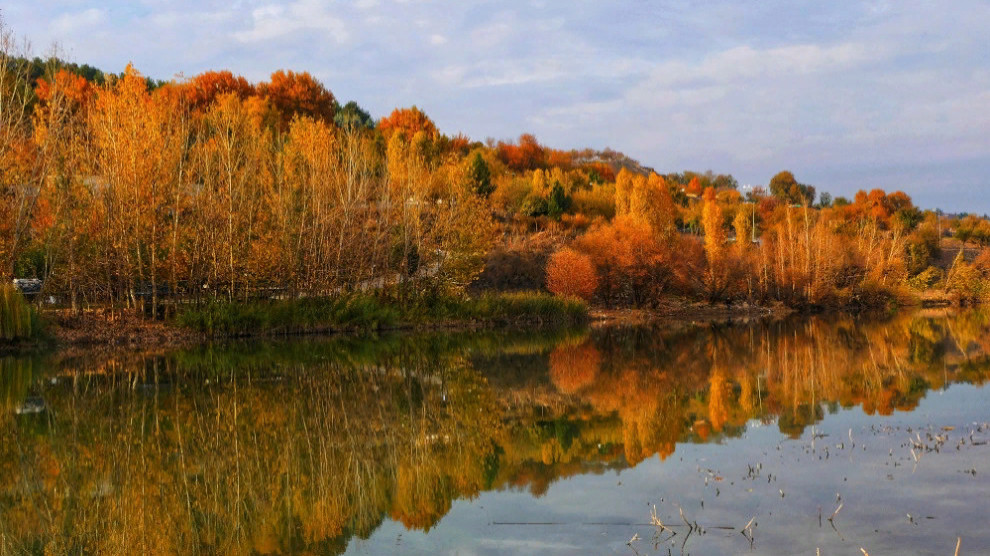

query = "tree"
(334, 100), (374, 130)
(467, 151), (493, 197)
(379, 106), (438, 141)
(629, 173), (676, 242)
(614, 168), (635, 218)
(496, 133), (544, 171)
(685, 176), (703, 196)
(733, 204), (755, 252)
(0, 21), (41, 277)
(769, 171), (815, 206)
(257, 69), (336, 128)
(547, 182), (571, 220)
(702, 188), (726, 262)
(182, 70), (253, 111)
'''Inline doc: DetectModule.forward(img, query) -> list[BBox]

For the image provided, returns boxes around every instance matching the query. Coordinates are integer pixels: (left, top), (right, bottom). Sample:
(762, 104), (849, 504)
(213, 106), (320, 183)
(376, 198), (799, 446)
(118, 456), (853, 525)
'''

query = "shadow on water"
(1, 309), (990, 554)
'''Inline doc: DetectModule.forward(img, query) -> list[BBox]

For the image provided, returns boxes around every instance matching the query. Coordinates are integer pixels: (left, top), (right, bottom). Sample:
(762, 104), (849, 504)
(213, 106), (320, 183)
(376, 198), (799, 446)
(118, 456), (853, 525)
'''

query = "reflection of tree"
(4, 310), (990, 552)
(548, 340), (600, 394)
(0, 336), (501, 554)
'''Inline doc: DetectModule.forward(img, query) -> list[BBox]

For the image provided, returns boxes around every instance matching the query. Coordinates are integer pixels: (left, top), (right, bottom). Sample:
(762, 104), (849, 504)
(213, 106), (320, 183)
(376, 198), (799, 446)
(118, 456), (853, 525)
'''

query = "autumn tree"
(32, 68), (96, 309)
(182, 70), (253, 111)
(702, 188), (726, 262)
(0, 22), (42, 277)
(685, 176), (703, 197)
(379, 106), (438, 141)
(89, 65), (192, 313)
(257, 69), (336, 128)
(629, 173), (677, 241)
(496, 133), (544, 171)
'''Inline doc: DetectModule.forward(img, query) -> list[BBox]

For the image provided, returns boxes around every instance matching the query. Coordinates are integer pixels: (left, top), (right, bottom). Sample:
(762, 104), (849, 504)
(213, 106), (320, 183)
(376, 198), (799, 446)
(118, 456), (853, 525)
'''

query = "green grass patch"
(177, 291), (587, 337)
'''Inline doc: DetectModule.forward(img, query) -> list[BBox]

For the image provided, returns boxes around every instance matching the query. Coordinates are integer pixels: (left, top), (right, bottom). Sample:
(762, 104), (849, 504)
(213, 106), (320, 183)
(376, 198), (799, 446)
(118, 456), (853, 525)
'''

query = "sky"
(3, 1), (989, 213)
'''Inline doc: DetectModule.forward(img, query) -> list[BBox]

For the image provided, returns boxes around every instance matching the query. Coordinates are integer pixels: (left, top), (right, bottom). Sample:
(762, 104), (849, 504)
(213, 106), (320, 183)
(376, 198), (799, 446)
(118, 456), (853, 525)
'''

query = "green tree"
(547, 182), (571, 220)
(769, 171), (815, 206)
(334, 100), (375, 130)
(468, 152), (493, 197)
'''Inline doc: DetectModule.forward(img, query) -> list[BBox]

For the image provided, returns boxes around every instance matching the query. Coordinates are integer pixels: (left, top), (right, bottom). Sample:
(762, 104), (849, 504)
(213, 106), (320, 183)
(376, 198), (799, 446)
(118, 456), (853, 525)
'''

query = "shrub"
(546, 248), (598, 301)
(572, 217), (678, 307)
(907, 266), (943, 290)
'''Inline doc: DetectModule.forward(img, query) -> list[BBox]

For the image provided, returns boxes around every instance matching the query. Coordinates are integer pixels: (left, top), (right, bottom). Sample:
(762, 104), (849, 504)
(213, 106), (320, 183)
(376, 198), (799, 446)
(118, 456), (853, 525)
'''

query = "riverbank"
(37, 291), (587, 349)
(590, 299), (792, 327)
(16, 287), (973, 352)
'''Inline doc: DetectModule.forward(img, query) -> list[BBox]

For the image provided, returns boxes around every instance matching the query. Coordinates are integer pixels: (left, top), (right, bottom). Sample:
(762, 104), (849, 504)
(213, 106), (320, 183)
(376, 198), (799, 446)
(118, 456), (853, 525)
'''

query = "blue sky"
(4, 1), (989, 212)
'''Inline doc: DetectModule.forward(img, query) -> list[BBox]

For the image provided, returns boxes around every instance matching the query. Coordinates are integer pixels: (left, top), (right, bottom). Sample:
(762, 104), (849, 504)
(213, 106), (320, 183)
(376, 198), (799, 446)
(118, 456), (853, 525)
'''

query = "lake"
(2, 309), (989, 555)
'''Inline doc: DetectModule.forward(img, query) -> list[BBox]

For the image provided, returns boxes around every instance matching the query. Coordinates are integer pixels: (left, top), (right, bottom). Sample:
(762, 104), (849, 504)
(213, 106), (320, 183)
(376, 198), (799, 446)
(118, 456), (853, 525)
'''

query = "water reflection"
(1, 309), (989, 554)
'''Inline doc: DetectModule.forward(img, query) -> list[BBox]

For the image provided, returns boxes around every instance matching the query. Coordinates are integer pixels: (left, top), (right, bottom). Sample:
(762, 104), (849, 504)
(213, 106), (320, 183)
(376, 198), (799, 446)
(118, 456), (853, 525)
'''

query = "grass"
(1, 284), (44, 343)
(177, 291), (588, 337)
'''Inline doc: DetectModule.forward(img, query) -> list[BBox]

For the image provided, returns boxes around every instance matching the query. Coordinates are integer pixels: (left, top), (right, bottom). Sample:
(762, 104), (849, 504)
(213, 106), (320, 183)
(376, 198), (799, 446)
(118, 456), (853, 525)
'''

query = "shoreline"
(3, 292), (971, 355)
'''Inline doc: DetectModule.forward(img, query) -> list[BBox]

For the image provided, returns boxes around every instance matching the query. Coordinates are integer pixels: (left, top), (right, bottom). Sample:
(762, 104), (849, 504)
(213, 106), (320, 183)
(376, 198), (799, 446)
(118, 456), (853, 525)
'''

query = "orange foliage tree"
(257, 69), (335, 127)
(182, 70), (253, 111)
(379, 106), (438, 141)
(496, 133), (545, 171)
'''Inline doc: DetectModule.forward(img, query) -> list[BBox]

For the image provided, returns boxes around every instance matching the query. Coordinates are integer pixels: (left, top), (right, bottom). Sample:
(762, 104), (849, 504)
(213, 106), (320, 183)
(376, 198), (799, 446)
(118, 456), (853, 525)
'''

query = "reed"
(0, 284), (42, 342)
(177, 291), (588, 337)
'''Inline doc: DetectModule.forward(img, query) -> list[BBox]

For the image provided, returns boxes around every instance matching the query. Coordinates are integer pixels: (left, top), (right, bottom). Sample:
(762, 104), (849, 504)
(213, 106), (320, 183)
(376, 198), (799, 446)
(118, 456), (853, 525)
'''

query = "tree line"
(3, 19), (988, 315)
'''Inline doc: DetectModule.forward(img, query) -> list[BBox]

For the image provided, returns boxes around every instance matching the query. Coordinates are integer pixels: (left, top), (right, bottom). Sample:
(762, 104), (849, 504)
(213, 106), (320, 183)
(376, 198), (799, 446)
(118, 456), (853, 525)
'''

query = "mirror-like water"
(1, 309), (989, 555)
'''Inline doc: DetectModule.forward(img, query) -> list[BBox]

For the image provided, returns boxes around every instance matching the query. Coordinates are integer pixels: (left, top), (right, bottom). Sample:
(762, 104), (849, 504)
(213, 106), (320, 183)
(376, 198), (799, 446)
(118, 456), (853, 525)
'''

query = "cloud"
(233, 1), (348, 44)
(5, 0), (990, 211)
(50, 8), (106, 35)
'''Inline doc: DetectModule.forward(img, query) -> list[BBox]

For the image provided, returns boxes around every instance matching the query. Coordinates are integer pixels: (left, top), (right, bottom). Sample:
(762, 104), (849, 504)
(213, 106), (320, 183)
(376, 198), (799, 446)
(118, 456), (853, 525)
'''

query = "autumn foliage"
(379, 106), (438, 140)
(1, 14), (984, 316)
(546, 248), (598, 301)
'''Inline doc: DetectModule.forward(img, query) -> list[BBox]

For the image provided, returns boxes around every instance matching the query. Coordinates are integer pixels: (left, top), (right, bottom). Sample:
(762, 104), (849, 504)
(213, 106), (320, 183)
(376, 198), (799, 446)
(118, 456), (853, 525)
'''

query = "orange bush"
(546, 248), (598, 301)
(572, 217), (679, 306)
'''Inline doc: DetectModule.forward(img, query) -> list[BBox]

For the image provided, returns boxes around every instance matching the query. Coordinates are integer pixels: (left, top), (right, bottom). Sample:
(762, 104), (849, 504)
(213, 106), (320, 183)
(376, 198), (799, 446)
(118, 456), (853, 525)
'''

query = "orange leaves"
(569, 216), (680, 306)
(496, 133), (545, 171)
(702, 187), (726, 262)
(631, 172), (677, 240)
(379, 106), (438, 141)
(686, 176), (703, 196)
(545, 149), (573, 170)
(257, 69), (336, 127)
(182, 70), (253, 110)
(35, 69), (92, 108)
(546, 248), (597, 301)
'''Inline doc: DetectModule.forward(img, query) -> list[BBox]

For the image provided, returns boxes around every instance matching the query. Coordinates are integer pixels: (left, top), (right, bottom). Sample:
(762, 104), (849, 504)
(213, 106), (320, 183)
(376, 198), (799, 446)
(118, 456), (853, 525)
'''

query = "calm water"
(2, 310), (989, 555)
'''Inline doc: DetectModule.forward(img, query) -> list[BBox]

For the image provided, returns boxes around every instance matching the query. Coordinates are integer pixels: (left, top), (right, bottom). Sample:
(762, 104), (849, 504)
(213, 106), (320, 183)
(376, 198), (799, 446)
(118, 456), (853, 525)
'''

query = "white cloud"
(7, 0), (990, 211)
(50, 8), (106, 35)
(233, 1), (348, 44)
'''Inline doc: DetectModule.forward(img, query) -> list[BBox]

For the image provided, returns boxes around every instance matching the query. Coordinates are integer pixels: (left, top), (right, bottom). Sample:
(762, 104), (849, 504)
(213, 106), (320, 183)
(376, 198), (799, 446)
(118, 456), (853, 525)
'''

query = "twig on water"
(829, 503), (843, 521)
(650, 505), (665, 531)
(678, 506), (692, 532)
